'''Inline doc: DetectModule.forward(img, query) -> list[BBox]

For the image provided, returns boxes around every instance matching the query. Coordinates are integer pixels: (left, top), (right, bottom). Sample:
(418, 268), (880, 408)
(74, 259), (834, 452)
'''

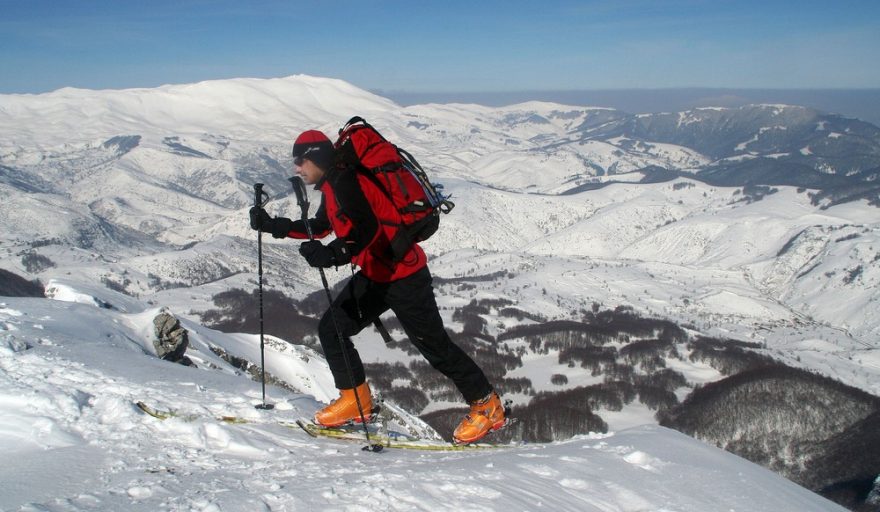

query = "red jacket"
(286, 167), (427, 283)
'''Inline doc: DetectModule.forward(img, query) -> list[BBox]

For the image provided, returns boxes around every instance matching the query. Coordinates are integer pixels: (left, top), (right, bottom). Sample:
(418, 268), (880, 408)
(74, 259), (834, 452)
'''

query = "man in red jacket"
(250, 129), (505, 444)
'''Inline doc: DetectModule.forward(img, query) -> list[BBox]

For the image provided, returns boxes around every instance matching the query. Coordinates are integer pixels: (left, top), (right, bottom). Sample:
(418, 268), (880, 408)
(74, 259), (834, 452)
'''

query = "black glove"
(249, 207), (271, 230)
(249, 208), (293, 239)
(299, 239), (350, 268)
(266, 217), (294, 238)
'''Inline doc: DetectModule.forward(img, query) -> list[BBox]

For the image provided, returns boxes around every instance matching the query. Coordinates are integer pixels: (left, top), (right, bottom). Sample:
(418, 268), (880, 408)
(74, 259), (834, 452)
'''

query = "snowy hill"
(0, 288), (848, 511)
(0, 75), (396, 146)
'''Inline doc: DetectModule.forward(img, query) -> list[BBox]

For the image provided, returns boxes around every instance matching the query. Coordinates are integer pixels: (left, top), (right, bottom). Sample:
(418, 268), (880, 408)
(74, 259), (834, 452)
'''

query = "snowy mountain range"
(1, 75), (879, 511)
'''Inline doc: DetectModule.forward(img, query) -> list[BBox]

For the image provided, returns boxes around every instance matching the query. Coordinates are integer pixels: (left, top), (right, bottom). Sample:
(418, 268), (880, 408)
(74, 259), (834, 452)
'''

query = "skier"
(249, 129), (505, 444)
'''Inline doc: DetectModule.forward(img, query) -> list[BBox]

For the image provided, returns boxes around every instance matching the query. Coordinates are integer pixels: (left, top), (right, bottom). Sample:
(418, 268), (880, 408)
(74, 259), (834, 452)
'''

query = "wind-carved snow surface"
(0, 291), (846, 511)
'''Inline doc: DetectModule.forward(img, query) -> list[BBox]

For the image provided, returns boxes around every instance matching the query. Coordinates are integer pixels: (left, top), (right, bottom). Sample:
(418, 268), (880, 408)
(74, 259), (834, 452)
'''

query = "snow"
(0, 75), (398, 148)
(0, 291), (847, 511)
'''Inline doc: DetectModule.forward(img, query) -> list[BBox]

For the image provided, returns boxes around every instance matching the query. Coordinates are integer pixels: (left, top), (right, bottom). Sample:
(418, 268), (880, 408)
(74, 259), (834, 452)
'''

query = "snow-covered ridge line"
(0, 74), (398, 146)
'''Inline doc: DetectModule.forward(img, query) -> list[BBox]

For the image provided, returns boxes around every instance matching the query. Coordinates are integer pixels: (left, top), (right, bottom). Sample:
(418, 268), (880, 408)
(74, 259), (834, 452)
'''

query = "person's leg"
(314, 273), (390, 426)
(386, 267), (492, 403)
(317, 273), (390, 389)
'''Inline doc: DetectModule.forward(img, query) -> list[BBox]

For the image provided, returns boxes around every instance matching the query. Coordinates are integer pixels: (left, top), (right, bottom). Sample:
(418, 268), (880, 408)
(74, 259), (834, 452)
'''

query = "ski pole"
(253, 183), (274, 411)
(289, 176), (382, 453)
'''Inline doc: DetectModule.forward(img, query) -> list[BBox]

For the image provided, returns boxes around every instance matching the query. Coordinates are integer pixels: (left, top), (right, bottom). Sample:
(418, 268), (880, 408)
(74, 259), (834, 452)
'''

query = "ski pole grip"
(289, 176), (308, 209)
(254, 183), (269, 208)
(289, 176), (315, 240)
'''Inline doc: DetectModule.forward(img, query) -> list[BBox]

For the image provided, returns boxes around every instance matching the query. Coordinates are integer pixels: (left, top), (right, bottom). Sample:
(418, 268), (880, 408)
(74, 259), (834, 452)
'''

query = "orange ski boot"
(314, 381), (374, 427)
(452, 391), (506, 445)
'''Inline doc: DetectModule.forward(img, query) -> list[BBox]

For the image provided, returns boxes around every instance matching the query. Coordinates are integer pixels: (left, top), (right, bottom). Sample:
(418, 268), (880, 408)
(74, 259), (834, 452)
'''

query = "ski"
(136, 401), (514, 451)
(295, 419), (511, 451)
(136, 400), (380, 426)
(136, 401), (272, 426)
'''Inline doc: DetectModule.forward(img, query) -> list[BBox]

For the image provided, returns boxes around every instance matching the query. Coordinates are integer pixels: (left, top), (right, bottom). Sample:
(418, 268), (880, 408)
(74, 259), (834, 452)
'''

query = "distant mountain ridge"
(0, 75), (396, 147)
(512, 103), (880, 196)
(385, 88), (880, 128)
(3, 76), (879, 198)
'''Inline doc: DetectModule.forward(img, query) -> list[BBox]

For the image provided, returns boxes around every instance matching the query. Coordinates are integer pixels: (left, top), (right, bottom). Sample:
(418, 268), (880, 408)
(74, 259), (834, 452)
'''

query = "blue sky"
(1, 0), (878, 94)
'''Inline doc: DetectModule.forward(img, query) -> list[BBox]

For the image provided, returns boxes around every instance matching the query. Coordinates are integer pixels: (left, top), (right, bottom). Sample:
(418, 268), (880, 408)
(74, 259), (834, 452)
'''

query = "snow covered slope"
(0, 289), (847, 512)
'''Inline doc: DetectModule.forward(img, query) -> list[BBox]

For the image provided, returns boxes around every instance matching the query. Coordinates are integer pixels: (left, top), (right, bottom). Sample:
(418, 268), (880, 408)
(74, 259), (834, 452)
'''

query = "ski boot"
(314, 381), (375, 428)
(452, 391), (506, 445)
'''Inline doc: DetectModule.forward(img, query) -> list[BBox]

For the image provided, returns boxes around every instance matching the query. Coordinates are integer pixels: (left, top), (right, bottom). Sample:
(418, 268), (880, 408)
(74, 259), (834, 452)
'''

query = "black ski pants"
(317, 266), (492, 403)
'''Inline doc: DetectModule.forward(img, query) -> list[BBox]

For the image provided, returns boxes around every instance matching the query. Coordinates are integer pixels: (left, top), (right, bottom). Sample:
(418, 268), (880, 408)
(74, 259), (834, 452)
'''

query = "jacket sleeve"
(332, 170), (379, 256)
(287, 196), (333, 239)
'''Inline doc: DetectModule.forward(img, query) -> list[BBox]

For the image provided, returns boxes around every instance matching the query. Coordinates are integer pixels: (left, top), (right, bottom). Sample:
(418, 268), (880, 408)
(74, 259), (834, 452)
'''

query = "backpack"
(334, 116), (454, 261)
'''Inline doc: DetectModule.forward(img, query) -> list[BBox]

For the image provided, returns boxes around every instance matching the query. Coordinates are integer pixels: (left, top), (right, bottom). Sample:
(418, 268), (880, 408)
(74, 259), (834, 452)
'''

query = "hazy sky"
(1, 0), (878, 94)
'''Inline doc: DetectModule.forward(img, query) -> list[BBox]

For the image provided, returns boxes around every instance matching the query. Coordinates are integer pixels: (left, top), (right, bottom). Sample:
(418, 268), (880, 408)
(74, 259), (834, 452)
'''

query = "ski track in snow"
(0, 296), (846, 512)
